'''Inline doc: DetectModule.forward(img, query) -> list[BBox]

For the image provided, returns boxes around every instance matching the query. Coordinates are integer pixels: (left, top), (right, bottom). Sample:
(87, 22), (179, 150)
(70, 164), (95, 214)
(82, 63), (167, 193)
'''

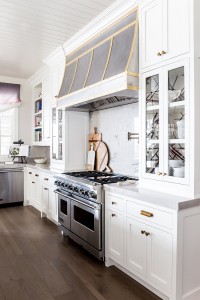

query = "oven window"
(61, 199), (68, 215)
(74, 205), (94, 231)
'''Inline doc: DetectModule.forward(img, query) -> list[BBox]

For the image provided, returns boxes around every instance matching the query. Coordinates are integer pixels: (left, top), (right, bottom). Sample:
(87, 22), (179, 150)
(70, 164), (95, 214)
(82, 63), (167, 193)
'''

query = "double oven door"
(57, 191), (102, 251)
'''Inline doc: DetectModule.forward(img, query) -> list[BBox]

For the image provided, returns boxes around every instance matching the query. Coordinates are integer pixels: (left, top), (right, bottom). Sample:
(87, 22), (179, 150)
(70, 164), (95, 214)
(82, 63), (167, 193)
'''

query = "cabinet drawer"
(126, 201), (173, 229)
(41, 174), (53, 185)
(106, 194), (125, 212)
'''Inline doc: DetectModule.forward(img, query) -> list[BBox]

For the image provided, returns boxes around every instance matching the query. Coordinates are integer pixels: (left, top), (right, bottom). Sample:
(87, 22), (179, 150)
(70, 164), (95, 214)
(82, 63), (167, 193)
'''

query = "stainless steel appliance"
(0, 167), (24, 205)
(54, 171), (137, 260)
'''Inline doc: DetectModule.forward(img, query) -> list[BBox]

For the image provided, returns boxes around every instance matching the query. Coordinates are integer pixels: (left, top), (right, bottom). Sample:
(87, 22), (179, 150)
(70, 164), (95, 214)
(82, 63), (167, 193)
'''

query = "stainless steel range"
(54, 171), (137, 261)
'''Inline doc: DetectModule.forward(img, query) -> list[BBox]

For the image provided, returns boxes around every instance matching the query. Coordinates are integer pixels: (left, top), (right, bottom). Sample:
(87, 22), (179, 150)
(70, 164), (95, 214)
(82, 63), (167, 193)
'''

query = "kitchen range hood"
(57, 7), (139, 111)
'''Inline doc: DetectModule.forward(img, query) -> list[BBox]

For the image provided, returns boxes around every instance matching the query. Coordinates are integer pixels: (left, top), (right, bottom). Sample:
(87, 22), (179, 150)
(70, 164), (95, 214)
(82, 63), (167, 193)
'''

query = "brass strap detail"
(102, 37), (113, 80)
(140, 210), (154, 218)
(83, 50), (94, 88)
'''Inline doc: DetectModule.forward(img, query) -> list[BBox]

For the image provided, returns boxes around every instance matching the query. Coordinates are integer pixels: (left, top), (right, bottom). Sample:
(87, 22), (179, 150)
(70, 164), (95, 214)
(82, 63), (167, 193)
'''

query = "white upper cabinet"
(141, 59), (189, 185)
(141, 0), (163, 68)
(141, 0), (190, 69)
(42, 76), (51, 143)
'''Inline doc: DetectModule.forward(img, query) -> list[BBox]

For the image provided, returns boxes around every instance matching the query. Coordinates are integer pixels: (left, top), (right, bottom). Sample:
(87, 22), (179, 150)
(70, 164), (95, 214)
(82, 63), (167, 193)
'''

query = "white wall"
(0, 76), (32, 145)
(89, 103), (139, 176)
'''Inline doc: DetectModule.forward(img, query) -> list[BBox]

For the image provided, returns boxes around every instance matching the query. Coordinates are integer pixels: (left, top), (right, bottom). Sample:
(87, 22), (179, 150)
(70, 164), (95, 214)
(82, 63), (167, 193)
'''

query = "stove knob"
(64, 183), (68, 188)
(61, 182), (65, 187)
(69, 185), (73, 191)
(55, 180), (59, 186)
(57, 181), (62, 186)
(74, 186), (78, 193)
(88, 191), (96, 199)
(79, 188), (85, 195)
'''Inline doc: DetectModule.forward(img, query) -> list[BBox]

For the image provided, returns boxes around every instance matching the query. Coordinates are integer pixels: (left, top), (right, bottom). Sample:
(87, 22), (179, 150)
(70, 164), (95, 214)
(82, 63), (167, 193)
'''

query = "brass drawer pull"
(140, 210), (154, 218)
(158, 172), (162, 176)
(32, 181), (35, 184)
(161, 50), (167, 55)
(112, 202), (116, 205)
(141, 230), (145, 235)
(35, 174), (39, 177)
(111, 214), (116, 217)
(157, 51), (162, 56)
(44, 178), (49, 181)
(29, 172), (32, 174)
(44, 188), (48, 191)
(145, 232), (151, 236)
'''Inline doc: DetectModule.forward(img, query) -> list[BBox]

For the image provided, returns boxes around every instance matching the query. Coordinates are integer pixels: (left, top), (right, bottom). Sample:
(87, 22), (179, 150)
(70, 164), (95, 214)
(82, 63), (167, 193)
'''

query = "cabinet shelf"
(35, 111), (42, 116)
(169, 139), (185, 144)
(146, 105), (159, 111)
(147, 139), (160, 144)
(169, 100), (185, 108)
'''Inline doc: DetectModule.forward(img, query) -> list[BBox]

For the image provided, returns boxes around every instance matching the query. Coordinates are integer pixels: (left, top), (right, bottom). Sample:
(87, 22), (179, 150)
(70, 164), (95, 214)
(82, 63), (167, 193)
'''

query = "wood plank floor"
(0, 206), (162, 300)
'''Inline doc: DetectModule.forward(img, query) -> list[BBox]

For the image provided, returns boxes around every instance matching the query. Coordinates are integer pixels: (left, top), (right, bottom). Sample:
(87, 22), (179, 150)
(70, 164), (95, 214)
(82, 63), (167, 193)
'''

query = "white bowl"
(34, 157), (48, 164)
(169, 160), (183, 167)
(173, 167), (185, 178)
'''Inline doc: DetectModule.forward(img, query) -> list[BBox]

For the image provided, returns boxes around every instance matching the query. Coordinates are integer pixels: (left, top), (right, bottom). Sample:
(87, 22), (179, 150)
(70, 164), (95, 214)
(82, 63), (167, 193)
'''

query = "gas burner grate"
(62, 171), (138, 184)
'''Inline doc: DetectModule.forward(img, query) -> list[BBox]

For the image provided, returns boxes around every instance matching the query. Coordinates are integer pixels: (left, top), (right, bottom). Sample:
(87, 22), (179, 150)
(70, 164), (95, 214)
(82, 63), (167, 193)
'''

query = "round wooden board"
(95, 141), (109, 171)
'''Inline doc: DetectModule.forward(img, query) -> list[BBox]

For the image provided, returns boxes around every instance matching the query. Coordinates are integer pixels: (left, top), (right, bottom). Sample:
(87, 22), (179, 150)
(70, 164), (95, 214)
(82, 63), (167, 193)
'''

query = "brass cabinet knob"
(163, 172), (167, 176)
(158, 172), (163, 176)
(112, 202), (116, 205)
(35, 174), (39, 177)
(141, 230), (145, 235)
(161, 50), (167, 55)
(111, 214), (116, 217)
(145, 232), (151, 236)
(157, 52), (162, 56)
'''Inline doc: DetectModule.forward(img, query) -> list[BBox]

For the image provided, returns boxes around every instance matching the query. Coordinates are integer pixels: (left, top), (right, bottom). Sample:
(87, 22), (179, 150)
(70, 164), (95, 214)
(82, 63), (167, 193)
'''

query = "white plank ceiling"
(0, 0), (116, 79)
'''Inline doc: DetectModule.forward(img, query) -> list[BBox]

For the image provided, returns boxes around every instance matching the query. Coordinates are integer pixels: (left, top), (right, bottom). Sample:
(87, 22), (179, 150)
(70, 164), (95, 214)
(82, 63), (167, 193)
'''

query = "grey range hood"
(57, 7), (139, 111)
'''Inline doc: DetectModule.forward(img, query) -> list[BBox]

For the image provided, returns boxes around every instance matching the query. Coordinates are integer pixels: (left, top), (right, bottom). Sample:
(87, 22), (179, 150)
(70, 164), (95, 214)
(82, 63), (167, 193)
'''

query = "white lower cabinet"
(26, 169), (42, 210)
(105, 192), (174, 299)
(126, 218), (147, 277)
(146, 225), (173, 293)
(106, 210), (124, 265)
(26, 168), (58, 223)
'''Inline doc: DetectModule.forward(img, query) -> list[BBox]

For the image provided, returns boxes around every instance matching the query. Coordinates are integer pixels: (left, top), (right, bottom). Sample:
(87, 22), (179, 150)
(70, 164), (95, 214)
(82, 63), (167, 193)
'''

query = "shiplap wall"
(89, 103), (139, 176)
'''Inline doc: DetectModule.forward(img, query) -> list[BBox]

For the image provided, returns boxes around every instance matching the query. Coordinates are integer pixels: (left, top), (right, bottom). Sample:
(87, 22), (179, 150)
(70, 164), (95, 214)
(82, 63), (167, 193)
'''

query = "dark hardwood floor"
(0, 206), (161, 300)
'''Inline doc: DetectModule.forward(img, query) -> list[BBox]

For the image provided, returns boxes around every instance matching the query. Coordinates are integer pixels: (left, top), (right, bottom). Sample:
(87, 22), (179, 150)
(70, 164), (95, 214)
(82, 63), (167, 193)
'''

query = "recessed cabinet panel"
(106, 210), (124, 264)
(163, 0), (189, 61)
(141, 0), (163, 69)
(126, 218), (146, 276)
(146, 225), (173, 293)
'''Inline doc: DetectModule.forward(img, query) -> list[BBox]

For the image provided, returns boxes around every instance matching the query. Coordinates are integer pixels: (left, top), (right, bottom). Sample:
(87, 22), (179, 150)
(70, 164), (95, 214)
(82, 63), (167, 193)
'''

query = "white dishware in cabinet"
(141, 59), (189, 185)
(140, 0), (189, 70)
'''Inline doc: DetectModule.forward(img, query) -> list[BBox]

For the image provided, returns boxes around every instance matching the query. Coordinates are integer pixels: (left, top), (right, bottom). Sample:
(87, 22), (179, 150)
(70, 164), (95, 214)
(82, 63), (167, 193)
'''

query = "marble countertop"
(104, 182), (200, 211)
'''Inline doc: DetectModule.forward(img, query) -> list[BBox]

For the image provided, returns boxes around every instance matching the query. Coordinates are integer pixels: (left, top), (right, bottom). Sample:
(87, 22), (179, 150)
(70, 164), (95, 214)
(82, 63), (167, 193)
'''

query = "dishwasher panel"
(0, 170), (24, 204)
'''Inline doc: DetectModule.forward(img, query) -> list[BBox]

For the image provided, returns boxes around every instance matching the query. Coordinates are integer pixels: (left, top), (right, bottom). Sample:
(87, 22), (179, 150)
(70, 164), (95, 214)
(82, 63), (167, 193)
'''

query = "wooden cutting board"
(88, 128), (111, 172)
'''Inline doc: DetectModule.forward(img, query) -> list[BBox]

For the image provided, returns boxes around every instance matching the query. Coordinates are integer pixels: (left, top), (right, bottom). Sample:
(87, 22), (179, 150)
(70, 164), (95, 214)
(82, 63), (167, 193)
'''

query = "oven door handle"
(72, 198), (99, 210)
(54, 189), (99, 210)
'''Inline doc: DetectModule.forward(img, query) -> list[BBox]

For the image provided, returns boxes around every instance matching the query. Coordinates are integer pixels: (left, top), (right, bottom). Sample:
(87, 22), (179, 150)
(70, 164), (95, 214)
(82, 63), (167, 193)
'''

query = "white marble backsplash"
(89, 103), (139, 177)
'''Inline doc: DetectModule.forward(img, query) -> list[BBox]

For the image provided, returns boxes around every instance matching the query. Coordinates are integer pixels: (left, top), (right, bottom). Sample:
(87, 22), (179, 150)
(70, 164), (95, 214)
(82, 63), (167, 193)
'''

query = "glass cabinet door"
(52, 108), (63, 161)
(145, 73), (161, 176)
(166, 65), (186, 180)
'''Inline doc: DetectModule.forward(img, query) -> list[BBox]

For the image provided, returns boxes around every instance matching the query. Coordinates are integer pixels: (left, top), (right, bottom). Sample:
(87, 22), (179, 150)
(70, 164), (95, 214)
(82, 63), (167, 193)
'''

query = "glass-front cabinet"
(142, 59), (189, 184)
(52, 107), (64, 163)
